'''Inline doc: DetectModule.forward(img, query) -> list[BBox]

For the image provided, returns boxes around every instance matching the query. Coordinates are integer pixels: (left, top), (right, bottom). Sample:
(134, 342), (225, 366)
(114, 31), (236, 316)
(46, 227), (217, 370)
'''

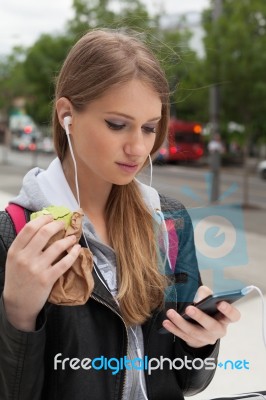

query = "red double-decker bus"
(157, 118), (204, 162)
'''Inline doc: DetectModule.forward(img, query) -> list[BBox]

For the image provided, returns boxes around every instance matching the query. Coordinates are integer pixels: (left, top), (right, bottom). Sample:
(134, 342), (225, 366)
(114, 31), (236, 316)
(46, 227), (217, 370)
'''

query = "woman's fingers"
(43, 234), (78, 267)
(217, 301), (241, 323)
(46, 243), (81, 283)
(162, 310), (208, 347)
(4, 233), (81, 331)
(26, 219), (66, 254)
(162, 299), (241, 348)
(10, 214), (55, 251)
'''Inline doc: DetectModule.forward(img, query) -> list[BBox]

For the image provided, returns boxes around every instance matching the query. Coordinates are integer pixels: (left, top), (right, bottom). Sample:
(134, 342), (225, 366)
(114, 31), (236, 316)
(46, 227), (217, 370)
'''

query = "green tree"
(67, 0), (116, 36)
(23, 34), (74, 125)
(0, 47), (28, 117)
(203, 0), (266, 205)
(203, 0), (266, 141)
(167, 37), (208, 123)
(67, 0), (157, 37)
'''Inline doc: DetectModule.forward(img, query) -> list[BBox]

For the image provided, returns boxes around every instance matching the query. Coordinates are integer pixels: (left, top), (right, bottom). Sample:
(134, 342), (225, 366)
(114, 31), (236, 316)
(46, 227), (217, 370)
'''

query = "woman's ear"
(56, 97), (73, 130)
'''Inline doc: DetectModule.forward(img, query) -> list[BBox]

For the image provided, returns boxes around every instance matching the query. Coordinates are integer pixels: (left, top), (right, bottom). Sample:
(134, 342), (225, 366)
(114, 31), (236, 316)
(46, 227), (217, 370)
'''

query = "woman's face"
(67, 79), (162, 186)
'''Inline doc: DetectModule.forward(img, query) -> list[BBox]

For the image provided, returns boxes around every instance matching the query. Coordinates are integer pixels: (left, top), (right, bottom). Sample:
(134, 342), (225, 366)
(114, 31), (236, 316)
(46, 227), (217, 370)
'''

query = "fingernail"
(186, 306), (195, 316)
(166, 309), (174, 319)
(193, 293), (200, 303)
(218, 302), (227, 311)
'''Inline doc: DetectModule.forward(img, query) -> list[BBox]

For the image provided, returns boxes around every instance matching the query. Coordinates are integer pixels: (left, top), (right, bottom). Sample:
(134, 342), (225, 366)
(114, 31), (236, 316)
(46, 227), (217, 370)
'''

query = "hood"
(10, 158), (79, 212)
(10, 167), (50, 212)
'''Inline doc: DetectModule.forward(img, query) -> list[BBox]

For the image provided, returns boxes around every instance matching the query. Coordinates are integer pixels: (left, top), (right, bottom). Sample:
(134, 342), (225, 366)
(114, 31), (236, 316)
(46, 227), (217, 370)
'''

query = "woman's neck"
(62, 156), (112, 217)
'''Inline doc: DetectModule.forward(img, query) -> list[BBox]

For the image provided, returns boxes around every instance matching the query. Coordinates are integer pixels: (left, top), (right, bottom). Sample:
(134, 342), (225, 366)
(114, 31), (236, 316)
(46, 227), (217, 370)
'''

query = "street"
(0, 146), (266, 397)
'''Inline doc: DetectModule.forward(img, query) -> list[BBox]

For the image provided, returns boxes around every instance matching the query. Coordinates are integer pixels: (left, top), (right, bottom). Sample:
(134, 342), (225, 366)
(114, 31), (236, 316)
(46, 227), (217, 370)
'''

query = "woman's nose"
(123, 132), (147, 157)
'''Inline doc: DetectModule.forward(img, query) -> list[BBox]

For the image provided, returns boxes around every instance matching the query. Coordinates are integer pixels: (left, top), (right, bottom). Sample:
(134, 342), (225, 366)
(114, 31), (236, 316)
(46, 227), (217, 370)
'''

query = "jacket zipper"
(90, 293), (128, 400)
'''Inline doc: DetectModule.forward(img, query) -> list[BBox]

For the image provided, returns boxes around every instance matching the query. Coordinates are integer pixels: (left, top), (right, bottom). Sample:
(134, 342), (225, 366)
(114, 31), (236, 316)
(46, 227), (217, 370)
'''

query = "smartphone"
(158, 289), (245, 334)
(181, 289), (245, 322)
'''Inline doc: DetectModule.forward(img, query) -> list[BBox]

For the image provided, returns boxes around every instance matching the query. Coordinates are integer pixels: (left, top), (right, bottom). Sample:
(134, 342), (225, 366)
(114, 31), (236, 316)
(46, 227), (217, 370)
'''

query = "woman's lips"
(116, 162), (139, 173)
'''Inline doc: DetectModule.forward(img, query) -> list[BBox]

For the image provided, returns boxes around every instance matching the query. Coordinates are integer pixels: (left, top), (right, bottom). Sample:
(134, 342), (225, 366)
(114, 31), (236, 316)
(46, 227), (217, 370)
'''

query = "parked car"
(258, 160), (266, 180)
(11, 133), (37, 151)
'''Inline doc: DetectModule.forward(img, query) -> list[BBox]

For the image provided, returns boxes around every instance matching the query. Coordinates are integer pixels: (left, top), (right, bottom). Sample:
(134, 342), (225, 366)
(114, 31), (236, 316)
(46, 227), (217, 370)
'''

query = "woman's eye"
(105, 120), (125, 130)
(143, 126), (157, 134)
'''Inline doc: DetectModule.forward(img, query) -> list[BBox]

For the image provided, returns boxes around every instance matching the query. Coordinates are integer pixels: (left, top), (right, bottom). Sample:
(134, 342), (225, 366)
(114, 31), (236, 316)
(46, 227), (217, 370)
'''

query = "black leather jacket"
(0, 195), (219, 400)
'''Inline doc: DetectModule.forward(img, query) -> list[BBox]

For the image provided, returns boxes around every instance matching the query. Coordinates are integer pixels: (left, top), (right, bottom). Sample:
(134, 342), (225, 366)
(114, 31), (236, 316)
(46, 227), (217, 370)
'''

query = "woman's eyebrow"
(104, 112), (161, 122)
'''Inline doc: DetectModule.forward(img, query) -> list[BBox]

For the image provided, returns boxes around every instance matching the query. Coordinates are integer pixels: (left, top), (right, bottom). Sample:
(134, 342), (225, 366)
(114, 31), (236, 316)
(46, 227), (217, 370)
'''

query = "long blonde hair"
(53, 29), (170, 325)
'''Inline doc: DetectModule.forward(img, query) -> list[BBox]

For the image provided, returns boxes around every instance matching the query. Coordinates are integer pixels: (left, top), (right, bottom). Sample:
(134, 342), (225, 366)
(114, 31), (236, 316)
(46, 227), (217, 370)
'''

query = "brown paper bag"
(47, 209), (94, 305)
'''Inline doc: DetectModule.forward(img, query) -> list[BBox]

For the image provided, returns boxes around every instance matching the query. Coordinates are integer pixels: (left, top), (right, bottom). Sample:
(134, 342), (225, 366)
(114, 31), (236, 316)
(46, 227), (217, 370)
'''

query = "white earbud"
(63, 116), (72, 135)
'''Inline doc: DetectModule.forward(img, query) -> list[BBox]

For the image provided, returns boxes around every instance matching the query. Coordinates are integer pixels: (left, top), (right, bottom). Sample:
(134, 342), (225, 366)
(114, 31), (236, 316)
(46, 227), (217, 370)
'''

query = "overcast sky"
(0, 0), (210, 56)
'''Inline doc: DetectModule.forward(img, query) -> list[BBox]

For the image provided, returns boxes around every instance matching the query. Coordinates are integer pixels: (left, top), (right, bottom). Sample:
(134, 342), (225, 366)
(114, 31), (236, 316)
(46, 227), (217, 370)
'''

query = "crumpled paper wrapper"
(46, 209), (94, 306)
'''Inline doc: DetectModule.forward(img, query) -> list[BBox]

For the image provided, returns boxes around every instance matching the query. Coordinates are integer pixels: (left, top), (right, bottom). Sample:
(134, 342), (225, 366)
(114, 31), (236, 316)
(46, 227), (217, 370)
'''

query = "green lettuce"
(30, 206), (72, 229)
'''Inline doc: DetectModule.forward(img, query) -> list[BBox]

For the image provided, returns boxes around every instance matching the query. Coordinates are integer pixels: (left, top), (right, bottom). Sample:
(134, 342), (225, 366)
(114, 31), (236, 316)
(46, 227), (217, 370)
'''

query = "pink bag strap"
(165, 219), (179, 272)
(5, 204), (27, 234)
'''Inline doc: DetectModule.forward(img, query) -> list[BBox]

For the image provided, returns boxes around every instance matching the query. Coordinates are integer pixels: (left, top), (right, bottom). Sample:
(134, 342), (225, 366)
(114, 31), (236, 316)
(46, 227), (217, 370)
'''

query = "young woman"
(0, 29), (240, 400)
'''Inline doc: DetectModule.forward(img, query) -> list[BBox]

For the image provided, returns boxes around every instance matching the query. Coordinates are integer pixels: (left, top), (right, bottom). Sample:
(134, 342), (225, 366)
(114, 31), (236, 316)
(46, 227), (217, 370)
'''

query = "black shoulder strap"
(0, 210), (17, 268)
(0, 210), (17, 248)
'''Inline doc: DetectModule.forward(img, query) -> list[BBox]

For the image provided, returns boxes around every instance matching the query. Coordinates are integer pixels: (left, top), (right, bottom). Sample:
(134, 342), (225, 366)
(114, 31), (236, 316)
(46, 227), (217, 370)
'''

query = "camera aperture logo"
(189, 204), (247, 269)
(164, 173), (248, 293)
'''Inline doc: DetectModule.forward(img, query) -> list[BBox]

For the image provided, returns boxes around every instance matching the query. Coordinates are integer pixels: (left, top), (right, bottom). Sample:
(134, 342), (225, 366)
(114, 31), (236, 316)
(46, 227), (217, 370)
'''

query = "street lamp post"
(209, 0), (223, 203)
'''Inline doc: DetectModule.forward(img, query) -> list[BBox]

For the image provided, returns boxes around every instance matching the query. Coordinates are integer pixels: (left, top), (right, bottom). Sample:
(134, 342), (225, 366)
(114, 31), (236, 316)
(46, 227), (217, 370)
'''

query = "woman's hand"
(162, 285), (241, 348)
(3, 214), (81, 332)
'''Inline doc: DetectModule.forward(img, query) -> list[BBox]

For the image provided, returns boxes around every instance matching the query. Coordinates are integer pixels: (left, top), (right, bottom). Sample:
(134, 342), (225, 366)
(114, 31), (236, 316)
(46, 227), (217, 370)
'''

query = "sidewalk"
(1, 190), (265, 399)
(0, 190), (12, 209)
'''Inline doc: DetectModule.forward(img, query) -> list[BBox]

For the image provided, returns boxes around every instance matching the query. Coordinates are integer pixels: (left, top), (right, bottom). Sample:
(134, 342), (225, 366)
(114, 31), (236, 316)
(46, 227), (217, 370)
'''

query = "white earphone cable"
(65, 122), (81, 207)
(155, 209), (172, 271)
(148, 154), (153, 187)
(129, 327), (148, 400)
(211, 392), (266, 399)
(241, 285), (266, 348)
